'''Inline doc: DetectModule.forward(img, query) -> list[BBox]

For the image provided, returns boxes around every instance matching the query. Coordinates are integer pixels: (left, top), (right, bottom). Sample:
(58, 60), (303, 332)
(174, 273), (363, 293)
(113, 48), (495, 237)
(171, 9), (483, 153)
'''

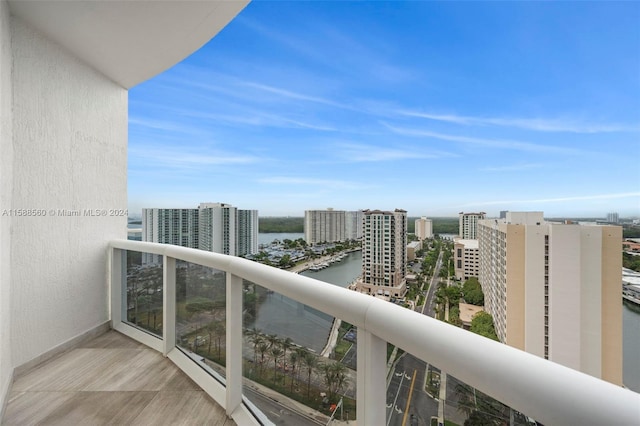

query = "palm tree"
(245, 328), (263, 364)
(331, 362), (348, 399)
(270, 346), (283, 383)
(301, 351), (318, 398)
(257, 342), (270, 375)
(206, 321), (216, 355)
(280, 337), (293, 367)
(455, 383), (476, 418)
(214, 321), (225, 358)
(320, 362), (348, 400)
(288, 350), (299, 393)
(266, 333), (280, 349)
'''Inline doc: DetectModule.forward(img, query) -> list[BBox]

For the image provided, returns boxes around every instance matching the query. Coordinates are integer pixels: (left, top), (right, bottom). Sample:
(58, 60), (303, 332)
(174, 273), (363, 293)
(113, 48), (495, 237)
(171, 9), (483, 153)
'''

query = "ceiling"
(8, 0), (249, 88)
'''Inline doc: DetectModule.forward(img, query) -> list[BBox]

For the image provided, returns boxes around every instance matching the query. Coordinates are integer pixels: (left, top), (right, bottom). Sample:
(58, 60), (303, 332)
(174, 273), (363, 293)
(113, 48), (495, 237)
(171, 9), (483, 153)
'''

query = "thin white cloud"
(241, 82), (350, 110)
(479, 163), (545, 172)
(184, 110), (337, 132)
(397, 110), (639, 133)
(465, 192), (640, 207)
(383, 123), (583, 154)
(258, 176), (373, 190)
(129, 117), (202, 134)
(334, 142), (455, 162)
(130, 147), (261, 169)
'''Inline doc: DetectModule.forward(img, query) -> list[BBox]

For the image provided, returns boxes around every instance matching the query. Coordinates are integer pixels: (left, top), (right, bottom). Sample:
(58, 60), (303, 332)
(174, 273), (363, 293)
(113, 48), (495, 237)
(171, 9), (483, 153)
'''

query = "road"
(244, 384), (326, 426)
(386, 353), (439, 426)
(383, 248), (444, 425)
(421, 249), (443, 317)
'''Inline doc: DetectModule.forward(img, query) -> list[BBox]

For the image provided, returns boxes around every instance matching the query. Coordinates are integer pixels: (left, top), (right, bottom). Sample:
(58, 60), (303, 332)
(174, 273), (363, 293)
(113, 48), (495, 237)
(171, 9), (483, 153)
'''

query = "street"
(386, 353), (439, 426)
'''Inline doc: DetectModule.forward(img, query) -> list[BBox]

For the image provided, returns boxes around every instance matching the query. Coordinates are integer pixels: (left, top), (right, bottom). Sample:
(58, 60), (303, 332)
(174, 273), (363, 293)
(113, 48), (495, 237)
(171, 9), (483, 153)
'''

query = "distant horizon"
(128, 212), (640, 220)
(128, 2), (640, 218)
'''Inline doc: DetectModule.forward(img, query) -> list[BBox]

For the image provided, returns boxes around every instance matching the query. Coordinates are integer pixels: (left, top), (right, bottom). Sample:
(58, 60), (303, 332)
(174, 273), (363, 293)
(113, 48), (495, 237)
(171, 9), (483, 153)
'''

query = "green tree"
(289, 350), (300, 393)
(463, 277), (484, 306)
(470, 312), (499, 341)
(257, 342), (270, 375)
(246, 328), (263, 364)
(278, 254), (292, 268)
(270, 346), (283, 383)
(320, 362), (349, 401)
(301, 351), (318, 398)
(464, 410), (497, 426)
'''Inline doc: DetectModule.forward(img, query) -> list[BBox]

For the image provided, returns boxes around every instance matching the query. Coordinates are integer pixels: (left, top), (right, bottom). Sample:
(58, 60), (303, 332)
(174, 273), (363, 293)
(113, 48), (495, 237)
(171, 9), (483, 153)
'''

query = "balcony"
(1, 1), (639, 424)
(3, 331), (235, 425)
(18, 240), (640, 425)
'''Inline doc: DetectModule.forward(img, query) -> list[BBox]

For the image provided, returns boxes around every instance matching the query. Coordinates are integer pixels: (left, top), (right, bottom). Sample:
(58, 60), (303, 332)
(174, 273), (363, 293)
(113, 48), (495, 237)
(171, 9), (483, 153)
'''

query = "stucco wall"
(10, 15), (127, 367)
(524, 226), (545, 358)
(0, 0), (14, 413)
(548, 225), (582, 371)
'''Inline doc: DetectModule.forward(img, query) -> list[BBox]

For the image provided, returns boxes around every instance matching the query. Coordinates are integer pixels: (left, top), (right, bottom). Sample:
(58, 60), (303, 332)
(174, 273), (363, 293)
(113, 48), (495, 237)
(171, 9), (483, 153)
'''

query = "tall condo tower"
(477, 212), (622, 385)
(142, 203), (258, 259)
(356, 209), (407, 298)
(237, 209), (259, 257)
(459, 211), (486, 239)
(415, 216), (433, 240)
(304, 208), (346, 245)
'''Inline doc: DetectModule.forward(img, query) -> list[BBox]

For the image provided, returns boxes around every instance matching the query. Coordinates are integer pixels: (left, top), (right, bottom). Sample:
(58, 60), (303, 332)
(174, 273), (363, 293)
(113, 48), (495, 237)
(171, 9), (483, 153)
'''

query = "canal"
(251, 234), (640, 391)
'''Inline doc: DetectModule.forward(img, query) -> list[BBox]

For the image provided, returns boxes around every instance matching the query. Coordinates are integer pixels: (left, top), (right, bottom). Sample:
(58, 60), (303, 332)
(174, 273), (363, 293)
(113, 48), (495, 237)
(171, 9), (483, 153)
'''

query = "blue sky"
(129, 1), (640, 218)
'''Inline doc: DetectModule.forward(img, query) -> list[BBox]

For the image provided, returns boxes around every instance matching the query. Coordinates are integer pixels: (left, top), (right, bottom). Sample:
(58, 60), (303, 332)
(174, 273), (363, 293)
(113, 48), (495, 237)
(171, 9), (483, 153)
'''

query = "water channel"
(251, 234), (640, 392)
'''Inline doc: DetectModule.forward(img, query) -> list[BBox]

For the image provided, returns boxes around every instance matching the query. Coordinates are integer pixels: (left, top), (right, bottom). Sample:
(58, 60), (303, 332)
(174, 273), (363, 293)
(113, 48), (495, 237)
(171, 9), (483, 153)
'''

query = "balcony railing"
(109, 240), (639, 425)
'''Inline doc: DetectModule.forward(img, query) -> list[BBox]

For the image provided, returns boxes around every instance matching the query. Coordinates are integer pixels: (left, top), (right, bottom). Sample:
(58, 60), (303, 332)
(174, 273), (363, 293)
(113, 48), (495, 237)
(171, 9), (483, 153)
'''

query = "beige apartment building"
(415, 216), (433, 240)
(478, 212), (622, 385)
(304, 208), (346, 245)
(454, 238), (479, 281)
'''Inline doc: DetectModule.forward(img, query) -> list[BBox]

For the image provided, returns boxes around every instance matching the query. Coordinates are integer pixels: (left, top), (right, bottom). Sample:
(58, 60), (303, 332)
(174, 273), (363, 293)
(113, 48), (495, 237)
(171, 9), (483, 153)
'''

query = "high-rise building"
(454, 238), (479, 281)
(356, 209), (407, 298)
(499, 210), (508, 219)
(607, 212), (619, 224)
(477, 212), (622, 385)
(459, 211), (486, 239)
(199, 202), (236, 255)
(237, 209), (259, 257)
(345, 210), (364, 241)
(304, 208), (346, 245)
(142, 208), (199, 263)
(415, 216), (433, 240)
(142, 203), (258, 258)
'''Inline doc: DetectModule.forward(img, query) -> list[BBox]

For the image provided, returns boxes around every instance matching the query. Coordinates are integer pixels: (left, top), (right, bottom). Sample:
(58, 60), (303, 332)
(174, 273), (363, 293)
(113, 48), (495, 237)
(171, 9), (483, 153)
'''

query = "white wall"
(579, 227), (602, 379)
(10, 15), (127, 367)
(0, 0), (14, 413)
(524, 225), (545, 358)
(548, 225), (582, 370)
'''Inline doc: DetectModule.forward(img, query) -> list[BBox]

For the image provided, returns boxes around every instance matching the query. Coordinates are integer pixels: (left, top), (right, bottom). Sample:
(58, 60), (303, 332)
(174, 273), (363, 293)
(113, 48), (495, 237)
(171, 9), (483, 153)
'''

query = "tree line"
(258, 216), (461, 234)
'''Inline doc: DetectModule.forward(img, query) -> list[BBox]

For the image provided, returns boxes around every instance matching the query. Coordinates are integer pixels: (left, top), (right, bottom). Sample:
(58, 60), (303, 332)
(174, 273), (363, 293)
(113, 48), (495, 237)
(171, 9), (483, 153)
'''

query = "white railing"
(109, 240), (640, 426)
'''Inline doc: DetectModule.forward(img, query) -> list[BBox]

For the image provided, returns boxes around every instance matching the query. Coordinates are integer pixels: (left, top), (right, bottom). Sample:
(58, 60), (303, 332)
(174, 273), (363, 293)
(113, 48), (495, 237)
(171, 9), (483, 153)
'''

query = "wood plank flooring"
(3, 331), (235, 425)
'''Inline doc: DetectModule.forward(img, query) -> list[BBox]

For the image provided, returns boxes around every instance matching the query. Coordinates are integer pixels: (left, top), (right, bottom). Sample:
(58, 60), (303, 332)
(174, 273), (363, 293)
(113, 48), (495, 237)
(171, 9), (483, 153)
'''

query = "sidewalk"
(245, 379), (330, 425)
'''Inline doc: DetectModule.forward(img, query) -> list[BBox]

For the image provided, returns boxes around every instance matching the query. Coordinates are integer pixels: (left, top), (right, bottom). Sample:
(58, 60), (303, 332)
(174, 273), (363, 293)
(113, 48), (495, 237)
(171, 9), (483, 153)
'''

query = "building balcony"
(7, 240), (639, 425)
(1, 1), (639, 424)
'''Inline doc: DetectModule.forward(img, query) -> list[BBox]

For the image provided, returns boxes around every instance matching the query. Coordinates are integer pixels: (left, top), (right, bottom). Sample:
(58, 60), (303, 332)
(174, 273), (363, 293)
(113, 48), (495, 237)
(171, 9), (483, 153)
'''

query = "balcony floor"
(3, 330), (235, 425)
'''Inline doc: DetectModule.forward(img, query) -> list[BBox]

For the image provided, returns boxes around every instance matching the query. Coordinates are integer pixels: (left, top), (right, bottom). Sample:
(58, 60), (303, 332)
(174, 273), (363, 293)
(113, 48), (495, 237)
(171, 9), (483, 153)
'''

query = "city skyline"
(128, 1), (640, 218)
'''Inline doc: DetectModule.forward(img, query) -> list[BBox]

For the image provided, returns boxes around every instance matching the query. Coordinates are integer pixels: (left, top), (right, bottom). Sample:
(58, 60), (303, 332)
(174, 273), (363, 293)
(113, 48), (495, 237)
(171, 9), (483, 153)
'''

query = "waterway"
(250, 234), (640, 391)
(246, 235), (361, 353)
(258, 232), (304, 246)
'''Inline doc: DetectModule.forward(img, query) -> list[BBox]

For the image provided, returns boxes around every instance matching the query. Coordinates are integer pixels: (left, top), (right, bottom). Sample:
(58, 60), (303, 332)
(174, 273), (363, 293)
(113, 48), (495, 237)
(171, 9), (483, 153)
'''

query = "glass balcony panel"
(175, 260), (226, 380)
(123, 250), (163, 337)
(242, 281), (357, 423)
